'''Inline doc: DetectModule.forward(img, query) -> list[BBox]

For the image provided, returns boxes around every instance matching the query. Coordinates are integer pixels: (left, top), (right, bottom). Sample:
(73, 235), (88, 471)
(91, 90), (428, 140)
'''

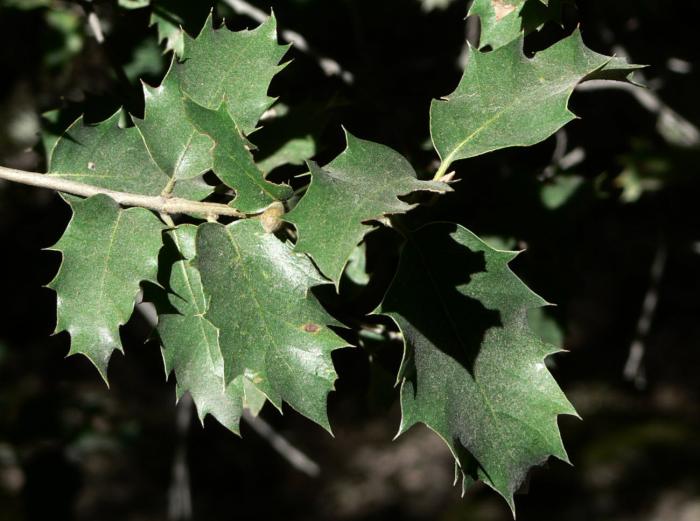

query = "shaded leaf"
(123, 37), (165, 83)
(380, 222), (576, 511)
(285, 132), (449, 284)
(257, 134), (315, 175)
(250, 102), (329, 175)
(195, 219), (347, 431)
(48, 195), (163, 380)
(119, 0), (150, 9)
(344, 242), (370, 287)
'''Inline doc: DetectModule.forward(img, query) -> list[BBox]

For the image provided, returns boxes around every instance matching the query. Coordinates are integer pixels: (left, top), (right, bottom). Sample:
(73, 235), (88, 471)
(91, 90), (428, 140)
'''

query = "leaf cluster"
(8, 1), (642, 513)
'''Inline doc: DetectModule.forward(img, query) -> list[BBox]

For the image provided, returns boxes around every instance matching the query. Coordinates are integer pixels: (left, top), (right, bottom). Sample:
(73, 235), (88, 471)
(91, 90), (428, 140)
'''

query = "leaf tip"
(69, 350), (112, 388)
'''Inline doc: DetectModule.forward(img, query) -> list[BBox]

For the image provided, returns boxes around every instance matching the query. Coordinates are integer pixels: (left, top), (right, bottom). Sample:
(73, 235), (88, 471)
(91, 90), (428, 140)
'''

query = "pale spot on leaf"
(493, 0), (517, 21)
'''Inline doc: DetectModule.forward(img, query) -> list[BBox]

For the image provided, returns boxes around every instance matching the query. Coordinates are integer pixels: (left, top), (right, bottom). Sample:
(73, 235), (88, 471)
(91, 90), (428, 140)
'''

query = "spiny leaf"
(49, 112), (169, 195)
(48, 111), (211, 201)
(178, 13), (290, 136)
(195, 219), (347, 432)
(151, 11), (184, 56)
(48, 194), (164, 381)
(135, 62), (213, 180)
(285, 132), (449, 284)
(380, 222), (576, 512)
(431, 29), (641, 171)
(185, 99), (293, 212)
(157, 225), (261, 433)
(469, 0), (566, 51)
(49, 16), (290, 204)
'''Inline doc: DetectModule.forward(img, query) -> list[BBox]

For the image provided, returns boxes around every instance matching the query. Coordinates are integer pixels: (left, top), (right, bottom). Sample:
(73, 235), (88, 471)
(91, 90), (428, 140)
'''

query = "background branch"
(221, 0), (354, 84)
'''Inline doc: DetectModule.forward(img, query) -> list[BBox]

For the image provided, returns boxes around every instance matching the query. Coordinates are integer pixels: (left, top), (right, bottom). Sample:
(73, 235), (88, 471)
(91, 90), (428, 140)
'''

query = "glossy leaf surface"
(431, 30), (640, 170)
(178, 14), (289, 136)
(195, 220), (347, 431)
(157, 225), (248, 433)
(49, 195), (163, 380)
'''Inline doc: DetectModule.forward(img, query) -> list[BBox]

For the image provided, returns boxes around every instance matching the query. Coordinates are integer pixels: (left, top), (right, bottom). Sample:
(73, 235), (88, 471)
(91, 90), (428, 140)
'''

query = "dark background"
(1, 1), (699, 520)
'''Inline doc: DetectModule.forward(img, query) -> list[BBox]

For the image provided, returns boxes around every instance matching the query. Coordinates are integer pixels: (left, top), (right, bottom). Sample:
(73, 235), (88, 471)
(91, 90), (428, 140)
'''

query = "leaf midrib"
(96, 209), (123, 321)
(437, 62), (586, 167)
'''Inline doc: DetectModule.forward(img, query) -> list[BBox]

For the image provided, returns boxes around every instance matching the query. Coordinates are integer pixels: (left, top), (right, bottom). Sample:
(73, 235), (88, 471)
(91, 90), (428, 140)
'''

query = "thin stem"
(87, 11), (105, 44)
(168, 394), (193, 520)
(0, 165), (248, 219)
(160, 212), (176, 228)
(292, 183), (309, 197)
(623, 239), (667, 389)
(161, 176), (177, 197)
(433, 160), (451, 181)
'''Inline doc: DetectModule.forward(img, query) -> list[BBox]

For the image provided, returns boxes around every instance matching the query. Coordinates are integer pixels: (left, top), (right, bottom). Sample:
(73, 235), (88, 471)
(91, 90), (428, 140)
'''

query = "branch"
(0, 165), (247, 219)
(242, 411), (321, 477)
(86, 11), (105, 44)
(623, 240), (667, 389)
(576, 80), (700, 147)
(79, 0), (105, 43)
(168, 394), (193, 521)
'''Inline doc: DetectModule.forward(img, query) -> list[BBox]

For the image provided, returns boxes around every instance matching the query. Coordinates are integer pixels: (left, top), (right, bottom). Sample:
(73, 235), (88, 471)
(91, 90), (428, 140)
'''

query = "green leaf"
(119, 0), (150, 9)
(195, 219), (347, 432)
(151, 12), (184, 57)
(123, 37), (165, 83)
(185, 99), (292, 212)
(344, 242), (370, 287)
(431, 29), (640, 173)
(135, 63), (213, 180)
(49, 112), (168, 195)
(250, 101), (330, 175)
(257, 134), (316, 174)
(469, 0), (565, 51)
(178, 14), (290, 136)
(48, 195), (164, 381)
(380, 223), (576, 511)
(157, 225), (252, 433)
(285, 132), (449, 284)
(48, 112), (211, 201)
(540, 174), (584, 209)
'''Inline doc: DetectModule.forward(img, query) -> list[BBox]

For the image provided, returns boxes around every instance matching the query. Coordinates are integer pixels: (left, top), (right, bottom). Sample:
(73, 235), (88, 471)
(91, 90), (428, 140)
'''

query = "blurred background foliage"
(1, 1), (699, 520)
